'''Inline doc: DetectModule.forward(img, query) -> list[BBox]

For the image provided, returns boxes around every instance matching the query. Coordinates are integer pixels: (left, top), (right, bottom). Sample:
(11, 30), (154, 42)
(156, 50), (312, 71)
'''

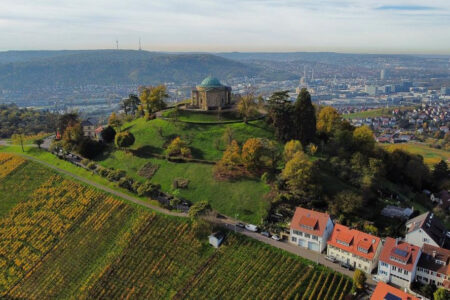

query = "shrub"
(115, 131), (135, 149)
(87, 161), (97, 170)
(136, 180), (161, 197)
(81, 159), (91, 166)
(77, 138), (105, 159)
(118, 176), (134, 191)
(106, 169), (126, 182)
(166, 137), (191, 158)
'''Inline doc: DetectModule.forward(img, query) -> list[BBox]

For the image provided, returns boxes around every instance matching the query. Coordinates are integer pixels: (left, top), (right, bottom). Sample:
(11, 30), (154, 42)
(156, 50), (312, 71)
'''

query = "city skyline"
(0, 0), (450, 54)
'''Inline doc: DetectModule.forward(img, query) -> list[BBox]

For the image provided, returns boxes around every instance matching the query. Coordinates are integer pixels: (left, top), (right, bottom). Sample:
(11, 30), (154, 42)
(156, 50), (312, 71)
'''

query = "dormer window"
(358, 246), (369, 254)
(337, 239), (350, 247)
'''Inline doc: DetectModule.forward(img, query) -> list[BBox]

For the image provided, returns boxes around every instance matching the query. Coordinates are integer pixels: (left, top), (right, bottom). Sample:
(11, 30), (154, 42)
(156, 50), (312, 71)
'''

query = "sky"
(0, 0), (449, 54)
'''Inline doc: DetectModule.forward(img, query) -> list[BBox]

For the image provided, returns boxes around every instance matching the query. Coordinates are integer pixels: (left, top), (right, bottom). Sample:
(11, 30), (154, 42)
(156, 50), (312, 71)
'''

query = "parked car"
(236, 222), (245, 228)
(260, 231), (270, 237)
(340, 262), (354, 271)
(271, 235), (281, 241)
(325, 255), (337, 263)
(245, 224), (258, 232)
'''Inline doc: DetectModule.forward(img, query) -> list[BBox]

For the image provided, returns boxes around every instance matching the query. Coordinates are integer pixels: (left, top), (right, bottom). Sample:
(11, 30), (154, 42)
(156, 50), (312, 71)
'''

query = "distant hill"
(0, 50), (295, 90)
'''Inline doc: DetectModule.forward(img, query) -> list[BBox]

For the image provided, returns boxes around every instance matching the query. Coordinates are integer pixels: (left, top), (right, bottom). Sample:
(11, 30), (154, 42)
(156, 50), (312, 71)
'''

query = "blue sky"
(0, 0), (449, 54)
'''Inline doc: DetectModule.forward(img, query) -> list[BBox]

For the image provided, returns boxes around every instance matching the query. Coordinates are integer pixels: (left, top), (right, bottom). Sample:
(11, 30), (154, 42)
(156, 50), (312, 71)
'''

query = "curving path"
(13, 153), (186, 218)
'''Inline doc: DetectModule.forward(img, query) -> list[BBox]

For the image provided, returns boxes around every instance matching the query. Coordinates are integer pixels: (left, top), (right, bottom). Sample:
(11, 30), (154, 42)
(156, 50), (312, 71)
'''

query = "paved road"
(211, 217), (376, 287)
(7, 150), (375, 287)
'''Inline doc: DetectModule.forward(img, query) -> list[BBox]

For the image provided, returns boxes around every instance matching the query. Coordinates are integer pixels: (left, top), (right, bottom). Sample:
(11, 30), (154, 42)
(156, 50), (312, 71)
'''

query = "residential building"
(405, 212), (449, 249)
(416, 243), (450, 289)
(370, 282), (419, 300)
(378, 238), (422, 288)
(289, 207), (334, 253)
(327, 224), (382, 274)
(208, 232), (225, 248)
(81, 119), (96, 138)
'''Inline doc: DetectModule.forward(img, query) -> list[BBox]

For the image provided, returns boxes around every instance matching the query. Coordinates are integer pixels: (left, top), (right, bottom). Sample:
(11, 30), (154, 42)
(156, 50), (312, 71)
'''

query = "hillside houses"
(288, 207), (450, 293)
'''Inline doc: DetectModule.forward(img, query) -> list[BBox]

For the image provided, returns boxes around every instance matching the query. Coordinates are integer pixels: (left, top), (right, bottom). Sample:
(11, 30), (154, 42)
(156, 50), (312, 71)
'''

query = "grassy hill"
(381, 142), (449, 167)
(0, 153), (351, 299)
(97, 118), (276, 224)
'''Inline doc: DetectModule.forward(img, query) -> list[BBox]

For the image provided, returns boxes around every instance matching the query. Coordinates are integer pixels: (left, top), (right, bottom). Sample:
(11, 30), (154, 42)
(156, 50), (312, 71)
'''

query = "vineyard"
(0, 154), (352, 299)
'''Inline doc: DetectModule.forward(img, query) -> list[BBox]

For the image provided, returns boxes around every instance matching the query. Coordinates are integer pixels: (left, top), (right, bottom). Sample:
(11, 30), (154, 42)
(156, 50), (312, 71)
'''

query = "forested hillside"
(0, 50), (294, 89)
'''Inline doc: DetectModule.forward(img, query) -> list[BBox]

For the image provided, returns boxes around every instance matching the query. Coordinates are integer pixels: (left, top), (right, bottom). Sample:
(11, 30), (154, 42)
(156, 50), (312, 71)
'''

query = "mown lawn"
(99, 150), (270, 224)
(162, 109), (244, 122)
(125, 118), (276, 161)
(381, 142), (449, 167)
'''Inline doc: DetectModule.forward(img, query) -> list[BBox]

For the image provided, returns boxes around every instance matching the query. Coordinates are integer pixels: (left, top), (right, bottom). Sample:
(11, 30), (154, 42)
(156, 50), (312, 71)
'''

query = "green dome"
(199, 76), (223, 88)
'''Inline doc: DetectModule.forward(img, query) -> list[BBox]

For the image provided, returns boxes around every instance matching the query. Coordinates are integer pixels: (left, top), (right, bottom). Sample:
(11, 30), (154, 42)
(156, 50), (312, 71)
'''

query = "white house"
(209, 232), (224, 248)
(327, 224), (382, 274)
(81, 120), (96, 139)
(405, 212), (449, 249)
(289, 207), (334, 253)
(377, 238), (422, 288)
(415, 243), (450, 290)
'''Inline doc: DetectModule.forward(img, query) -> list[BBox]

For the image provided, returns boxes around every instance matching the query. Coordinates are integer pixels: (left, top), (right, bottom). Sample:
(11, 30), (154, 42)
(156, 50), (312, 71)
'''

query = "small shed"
(209, 232), (225, 248)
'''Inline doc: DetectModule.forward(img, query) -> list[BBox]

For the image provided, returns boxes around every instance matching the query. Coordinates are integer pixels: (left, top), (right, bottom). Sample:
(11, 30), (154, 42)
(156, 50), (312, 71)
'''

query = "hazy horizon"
(1, 0), (450, 55)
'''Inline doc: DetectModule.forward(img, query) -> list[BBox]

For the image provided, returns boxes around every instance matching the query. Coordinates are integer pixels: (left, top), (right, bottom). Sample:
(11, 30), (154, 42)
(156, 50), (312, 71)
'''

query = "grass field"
(381, 142), (449, 167)
(125, 118), (275, 161)
(99, 150), (270, 224)
(162, 108), (245, 123)
(343, 108), (392, 119)
(1, 154), (352, 299)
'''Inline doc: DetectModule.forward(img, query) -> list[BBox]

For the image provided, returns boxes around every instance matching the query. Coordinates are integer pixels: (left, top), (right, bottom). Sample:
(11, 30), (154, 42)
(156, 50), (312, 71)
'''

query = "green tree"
(432, 160), (448, 182)
(268, 90), (290, 105)
(331, 190), (364, 215)
(284, 140), (303, 162)
(115, 131), (135, 149)
(353, 125), (375, 153)
(434, 288), (449, 300)
(121, 94), (141, 115)
(192, 219), (212, 240)
(237, 93), (257, 124)
(294, 88), (316, 146)
(281, 151), (316, 196)
(166, 137), (191, 157)
(34, 138), (44, 149)
(58, 112), (79, 135)
(222, 126), (234, 146)
(241, 138), (265, 172)
(11, 133), (25, 152)
(352, 269), (366, 291)
(214, 140), (243, 179)
(100, 126), (116, 143)
(317, 106), (342, 135)
(108, 112), (123, 132)
(139, 85), (169, 114)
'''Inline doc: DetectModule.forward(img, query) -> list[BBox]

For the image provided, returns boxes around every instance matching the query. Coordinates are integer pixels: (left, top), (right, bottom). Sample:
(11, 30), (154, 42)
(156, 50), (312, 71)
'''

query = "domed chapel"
(190, 76), (232, 110)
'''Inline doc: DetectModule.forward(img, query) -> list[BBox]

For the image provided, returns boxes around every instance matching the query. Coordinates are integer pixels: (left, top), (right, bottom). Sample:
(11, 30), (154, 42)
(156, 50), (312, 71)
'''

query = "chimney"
(432, 250), (436, 258)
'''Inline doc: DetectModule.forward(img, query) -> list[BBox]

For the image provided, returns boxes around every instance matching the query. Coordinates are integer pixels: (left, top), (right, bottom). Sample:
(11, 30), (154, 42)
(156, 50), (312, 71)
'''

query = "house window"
(291, 237), (297, 242)
(392, 266), (397, 271)
(404, 270), (408, 275)
(305, 234), (311, 239)
(312, 235), (318, 240)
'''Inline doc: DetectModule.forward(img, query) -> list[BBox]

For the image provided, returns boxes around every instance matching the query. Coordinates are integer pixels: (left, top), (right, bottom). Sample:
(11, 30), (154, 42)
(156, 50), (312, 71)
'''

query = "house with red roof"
(378, 237), (422, 288)
(370, 282), (419, 300)
(289, 207), (334, 253)
(327, 224), (382, 274)
(415, 243), (450, 290)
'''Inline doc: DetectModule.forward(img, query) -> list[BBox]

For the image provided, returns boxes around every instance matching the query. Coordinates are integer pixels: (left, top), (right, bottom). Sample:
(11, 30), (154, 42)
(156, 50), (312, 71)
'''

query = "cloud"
(375, 5), (437, 11)
(0, 0), (449, 53)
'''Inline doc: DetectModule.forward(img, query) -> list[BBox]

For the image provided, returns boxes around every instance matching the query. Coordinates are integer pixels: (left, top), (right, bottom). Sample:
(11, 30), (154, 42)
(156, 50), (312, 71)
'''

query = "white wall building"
(378, 238), (421, 288)
(289, 207), (334, 253)
(415, 243), (450, 290)
(405, 212), (449, 249)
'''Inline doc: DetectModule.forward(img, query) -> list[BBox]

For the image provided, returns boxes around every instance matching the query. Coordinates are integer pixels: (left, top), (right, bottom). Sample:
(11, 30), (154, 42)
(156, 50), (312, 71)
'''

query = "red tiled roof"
(327, 224), (381, 260)
(418, 243), (450, 276)
(370, 282), (419, 300)
(290, 207), (331, 237)
(379, 238), (421, 272)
